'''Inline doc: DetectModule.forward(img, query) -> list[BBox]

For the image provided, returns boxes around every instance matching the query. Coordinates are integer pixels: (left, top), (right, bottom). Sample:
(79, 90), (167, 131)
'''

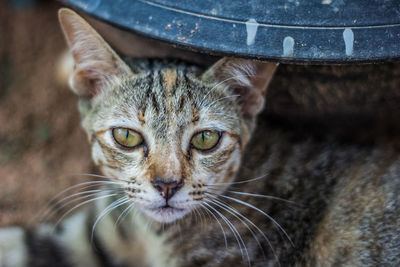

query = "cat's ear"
(202, 58), (277, 117)
(58, 8), (132, 98)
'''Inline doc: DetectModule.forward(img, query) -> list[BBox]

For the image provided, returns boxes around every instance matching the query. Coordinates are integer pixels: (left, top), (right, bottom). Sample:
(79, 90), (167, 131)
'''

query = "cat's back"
(244, 116), (400, 266)
(305, 143), (400, 266)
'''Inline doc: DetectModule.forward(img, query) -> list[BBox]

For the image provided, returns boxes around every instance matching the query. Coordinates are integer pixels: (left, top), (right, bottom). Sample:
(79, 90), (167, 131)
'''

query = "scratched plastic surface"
(63, 0), (400, 63)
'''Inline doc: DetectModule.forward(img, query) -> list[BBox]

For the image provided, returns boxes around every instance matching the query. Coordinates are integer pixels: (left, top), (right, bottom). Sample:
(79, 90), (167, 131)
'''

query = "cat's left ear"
(58, 8), (132, 98)
(202, 58), (278, 117)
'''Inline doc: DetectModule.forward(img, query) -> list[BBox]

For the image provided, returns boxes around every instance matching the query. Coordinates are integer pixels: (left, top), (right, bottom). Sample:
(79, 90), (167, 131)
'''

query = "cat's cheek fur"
(208, 147), (242, 194)
(193, 143), (242, 194)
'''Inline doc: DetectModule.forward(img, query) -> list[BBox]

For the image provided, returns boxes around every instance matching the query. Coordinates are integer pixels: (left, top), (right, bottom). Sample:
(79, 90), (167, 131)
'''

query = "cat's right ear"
(58, 8), (132, 98)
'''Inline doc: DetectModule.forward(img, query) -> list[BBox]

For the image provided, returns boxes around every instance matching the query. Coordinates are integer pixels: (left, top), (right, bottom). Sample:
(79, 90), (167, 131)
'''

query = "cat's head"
(59, 9), (277, 223)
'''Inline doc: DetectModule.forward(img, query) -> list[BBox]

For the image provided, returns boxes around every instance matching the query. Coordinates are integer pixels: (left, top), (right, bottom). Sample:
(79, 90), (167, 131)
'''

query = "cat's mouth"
(160, 203), (181, 210)
(150, 204), (183, 212)
(144, 205), (187, 223)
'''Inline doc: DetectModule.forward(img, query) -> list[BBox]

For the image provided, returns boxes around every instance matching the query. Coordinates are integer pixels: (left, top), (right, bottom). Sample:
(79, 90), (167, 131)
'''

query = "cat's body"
(2, 114), (399, 267)
(0, 8), (399, 267)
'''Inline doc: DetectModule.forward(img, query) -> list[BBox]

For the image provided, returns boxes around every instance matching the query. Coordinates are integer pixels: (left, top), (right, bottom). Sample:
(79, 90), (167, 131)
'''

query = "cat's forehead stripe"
(191, 108), (200, 123)
(161, 69), (178, 92)
(138, 110), (145, 125)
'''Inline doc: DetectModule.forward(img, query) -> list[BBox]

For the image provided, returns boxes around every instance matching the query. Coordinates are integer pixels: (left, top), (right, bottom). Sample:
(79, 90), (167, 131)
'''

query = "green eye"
(112, 128), (143, 149)
(191, 130), (221, 151)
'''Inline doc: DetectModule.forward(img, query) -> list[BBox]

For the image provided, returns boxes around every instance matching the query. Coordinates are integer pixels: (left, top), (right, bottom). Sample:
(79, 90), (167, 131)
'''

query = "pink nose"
(151, 178), (184, 201)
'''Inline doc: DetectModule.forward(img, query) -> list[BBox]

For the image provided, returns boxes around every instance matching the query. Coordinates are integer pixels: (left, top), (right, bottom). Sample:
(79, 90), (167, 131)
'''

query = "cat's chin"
(142, 206), (189, 223)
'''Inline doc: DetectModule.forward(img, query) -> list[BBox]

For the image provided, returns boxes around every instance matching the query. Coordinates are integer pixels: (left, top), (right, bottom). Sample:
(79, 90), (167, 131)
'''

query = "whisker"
(199, 206), (211, 230)
(206, 197), (280, 266)
(209, 189), (301, 207)
(203, 202), (250, 266)
(69, 173), (129, 183)
(32, 181), (120, 224)
(114, 202), (136, 228)
(198, 207), (210, 230)
(91, 196), (130, 243)
(44, 181), (119, 205)
(206, 199), (265, 258)
(206, 172), (269, 186)
(41, 189), (121, 223)
(53, 193), (120, 229)
(211, 193), (294, 247)
(199, 203), (228, 249)
(191, 206), (204, 229)
(193, 207), (200, 224)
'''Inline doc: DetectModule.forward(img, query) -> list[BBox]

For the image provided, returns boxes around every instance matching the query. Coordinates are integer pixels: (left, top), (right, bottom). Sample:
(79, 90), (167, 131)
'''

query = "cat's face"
(85, 64), (245, 223)
(59, 8), (276, 223)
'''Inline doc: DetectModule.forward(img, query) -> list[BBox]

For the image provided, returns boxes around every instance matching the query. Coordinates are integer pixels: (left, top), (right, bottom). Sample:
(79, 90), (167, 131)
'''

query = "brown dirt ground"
(1, 1), (400, 227)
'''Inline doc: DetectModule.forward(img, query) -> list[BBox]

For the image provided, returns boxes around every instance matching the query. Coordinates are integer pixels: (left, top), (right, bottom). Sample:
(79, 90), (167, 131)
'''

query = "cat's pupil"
(125, 130), (129, 139)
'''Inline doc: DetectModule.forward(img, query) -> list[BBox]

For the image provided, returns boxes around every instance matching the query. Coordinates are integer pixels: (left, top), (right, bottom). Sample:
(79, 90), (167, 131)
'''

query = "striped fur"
(2, 125), (399, 266)
(0, 8), (399, 267)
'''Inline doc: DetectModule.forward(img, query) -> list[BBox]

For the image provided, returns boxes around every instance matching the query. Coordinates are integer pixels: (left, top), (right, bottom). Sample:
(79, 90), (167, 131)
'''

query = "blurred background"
(1, 0), (400, 227)
(0, 0), (94, 226)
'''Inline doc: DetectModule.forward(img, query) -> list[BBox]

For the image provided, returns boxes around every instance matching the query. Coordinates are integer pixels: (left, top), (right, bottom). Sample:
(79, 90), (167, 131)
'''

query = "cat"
(0, 7), (399, 267)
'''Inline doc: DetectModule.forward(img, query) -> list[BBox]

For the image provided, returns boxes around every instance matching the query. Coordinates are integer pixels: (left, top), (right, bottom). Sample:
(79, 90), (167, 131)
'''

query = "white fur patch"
(0, 227), (28, 267)
(55, 211), (99, 267)
(132, 213), (178, 267)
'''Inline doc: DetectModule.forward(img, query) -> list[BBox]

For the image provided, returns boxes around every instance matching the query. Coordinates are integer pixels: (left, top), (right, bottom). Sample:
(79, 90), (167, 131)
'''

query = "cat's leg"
(0, 210), (100, 267)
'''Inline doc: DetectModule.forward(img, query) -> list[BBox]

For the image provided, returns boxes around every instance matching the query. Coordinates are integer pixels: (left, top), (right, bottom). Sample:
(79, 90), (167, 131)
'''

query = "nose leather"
(151, 178), (184, 201)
